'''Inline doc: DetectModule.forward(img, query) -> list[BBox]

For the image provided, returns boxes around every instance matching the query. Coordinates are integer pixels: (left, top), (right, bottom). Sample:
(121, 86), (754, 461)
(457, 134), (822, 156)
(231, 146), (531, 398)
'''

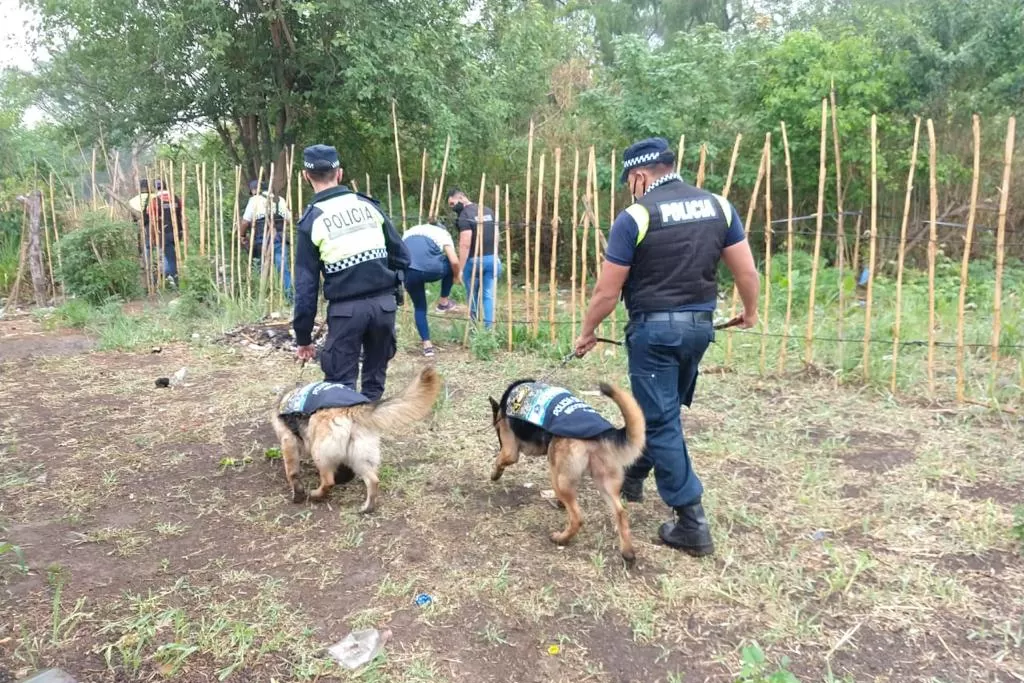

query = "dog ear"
(488, 396), (499, 417)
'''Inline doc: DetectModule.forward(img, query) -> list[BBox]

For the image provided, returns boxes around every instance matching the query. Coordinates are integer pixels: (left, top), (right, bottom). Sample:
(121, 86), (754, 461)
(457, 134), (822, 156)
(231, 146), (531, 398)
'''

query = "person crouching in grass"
(402, 223), (462, 357)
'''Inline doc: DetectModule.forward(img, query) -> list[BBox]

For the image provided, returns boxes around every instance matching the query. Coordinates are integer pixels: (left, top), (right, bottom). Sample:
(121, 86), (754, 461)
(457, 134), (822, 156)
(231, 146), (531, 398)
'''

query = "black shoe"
(621, 476), (644, 503)
(659, 502), (714, 557)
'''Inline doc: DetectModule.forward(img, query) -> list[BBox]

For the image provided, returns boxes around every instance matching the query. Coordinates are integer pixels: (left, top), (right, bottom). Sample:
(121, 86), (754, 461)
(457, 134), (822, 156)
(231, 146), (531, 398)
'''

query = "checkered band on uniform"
(324, 248), (388, 274)
(644, 172), (682, 196)
(623, 152), (663, 170)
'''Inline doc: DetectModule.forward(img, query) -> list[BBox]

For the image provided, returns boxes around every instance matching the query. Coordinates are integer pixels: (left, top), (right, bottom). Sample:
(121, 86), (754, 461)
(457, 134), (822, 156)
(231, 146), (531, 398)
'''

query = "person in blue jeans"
(448, 188), (502, 329)
(574, 137), (760, 557)
(241, 180), (293, 298)
(402, 223), (462, 357)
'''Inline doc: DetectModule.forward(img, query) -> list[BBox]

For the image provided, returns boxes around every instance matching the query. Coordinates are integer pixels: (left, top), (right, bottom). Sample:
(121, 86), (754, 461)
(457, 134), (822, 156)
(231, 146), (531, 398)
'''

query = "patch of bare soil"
(0, 318), (93, 362)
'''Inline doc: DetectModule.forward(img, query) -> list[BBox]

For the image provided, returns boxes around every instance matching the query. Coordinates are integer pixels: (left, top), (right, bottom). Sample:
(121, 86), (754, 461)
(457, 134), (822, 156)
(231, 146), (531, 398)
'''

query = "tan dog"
(488, 379), (645, 563)
(271, 366), (441, 513)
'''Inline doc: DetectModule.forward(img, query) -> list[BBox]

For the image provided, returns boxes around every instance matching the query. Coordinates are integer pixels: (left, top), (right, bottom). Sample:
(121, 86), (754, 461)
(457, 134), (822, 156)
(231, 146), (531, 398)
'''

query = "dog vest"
(280, 381), (370, 416)
(505, 382), (614, 439)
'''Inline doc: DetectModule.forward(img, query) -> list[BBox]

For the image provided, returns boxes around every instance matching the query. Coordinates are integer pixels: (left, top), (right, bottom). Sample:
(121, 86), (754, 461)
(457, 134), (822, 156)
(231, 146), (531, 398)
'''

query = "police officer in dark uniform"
(292, 144), (411, 401)
(573, 137), (761, 557)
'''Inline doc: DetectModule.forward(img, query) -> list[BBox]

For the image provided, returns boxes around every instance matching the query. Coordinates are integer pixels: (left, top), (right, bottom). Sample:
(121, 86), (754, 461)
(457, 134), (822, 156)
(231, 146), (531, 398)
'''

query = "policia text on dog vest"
(621, 179), (732, 313)
(506, 382), (614, 439)
(280, 381), (370, 417)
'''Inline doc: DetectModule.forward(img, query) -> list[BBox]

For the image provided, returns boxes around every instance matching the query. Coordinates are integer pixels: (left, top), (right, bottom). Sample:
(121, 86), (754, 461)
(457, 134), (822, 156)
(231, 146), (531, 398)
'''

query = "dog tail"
(599, 382), (646, 468)
(356, 366), (442, 433)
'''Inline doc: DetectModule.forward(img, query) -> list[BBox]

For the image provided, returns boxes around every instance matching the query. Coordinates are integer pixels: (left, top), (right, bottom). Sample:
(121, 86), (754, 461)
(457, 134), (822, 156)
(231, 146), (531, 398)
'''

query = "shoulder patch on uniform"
(625, 204), (651, 245)
(713, 194), (732, 226)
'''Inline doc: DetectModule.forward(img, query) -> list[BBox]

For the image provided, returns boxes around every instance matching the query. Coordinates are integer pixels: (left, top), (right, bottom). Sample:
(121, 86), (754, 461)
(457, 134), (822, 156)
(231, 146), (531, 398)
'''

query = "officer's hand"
(739, 310), (759, 329)
(296, 344), (316, 361)
(574, 331), (597, 358)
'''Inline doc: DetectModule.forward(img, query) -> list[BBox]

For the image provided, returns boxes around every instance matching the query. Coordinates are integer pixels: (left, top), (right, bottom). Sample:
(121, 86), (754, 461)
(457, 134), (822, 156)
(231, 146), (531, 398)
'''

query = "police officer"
(292, 144), (411, 401)
(573, 137), (760, 557)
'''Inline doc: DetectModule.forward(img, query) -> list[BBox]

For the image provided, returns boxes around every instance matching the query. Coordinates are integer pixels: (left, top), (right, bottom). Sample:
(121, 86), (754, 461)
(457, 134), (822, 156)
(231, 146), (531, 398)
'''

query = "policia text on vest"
(292, 180), (411, 402)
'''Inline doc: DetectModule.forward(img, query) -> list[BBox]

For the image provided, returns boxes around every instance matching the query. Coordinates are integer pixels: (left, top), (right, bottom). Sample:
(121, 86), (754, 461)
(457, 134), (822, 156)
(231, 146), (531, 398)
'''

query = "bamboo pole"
(862, 115), (879, 382)
(196, 163), (204, 256)
(589, 146), (602, 340)
(723, 134), (742, 198)
(365, 174), (371, 198)
(48, 172), (62, 288)
(696, 143), (707, 188)
(259, 163), (276, 303)
(524, 120), (535, 325)
(219, 175), (227, 299)
(463, 174), (487, 346)
(989, 117), (1016, 396)
(550, 148), (562, 344)
(609, 148), (618, 353)
(167, 162), (183, 279)
(759, 133), (772, 374)
(387, 175), (394, 218)
(234, 166), (243, 301)
(505, 184), (513, 351)
(955, 115), (981, 402)
(725, 142), (767, 364)
(494, 182), (501, 335)
(91, 148), (98, 211)
(431, 135), (451, 220)
(778, 123), (794, 374)
(41, 182), (56, 298)
(246, 167), (263, 299)
(294, 163), (301, 299)
(179, 161), (189, 263)
(675, 134), (685, 174)
(926, 119), (938, 396)
(108, 150), (120, 220)
(803, 99), (828, 366)
(579, 153), (593, 313)
(281, 147), (295, 309)
(211, 164), (220, 293)
(390, 100), (407, 229)
(532, 153), (546, 338)
(890, 117), (922, 393)
(428, 181), (439, 223)
(571, 148), (580, 341)
(418, 148), (427, 223)
(831, 85), (847, 369)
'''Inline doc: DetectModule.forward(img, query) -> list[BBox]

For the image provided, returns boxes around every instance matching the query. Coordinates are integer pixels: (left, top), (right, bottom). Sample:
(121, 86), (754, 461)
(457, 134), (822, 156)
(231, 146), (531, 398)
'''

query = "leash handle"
(714, 316), (743, 330)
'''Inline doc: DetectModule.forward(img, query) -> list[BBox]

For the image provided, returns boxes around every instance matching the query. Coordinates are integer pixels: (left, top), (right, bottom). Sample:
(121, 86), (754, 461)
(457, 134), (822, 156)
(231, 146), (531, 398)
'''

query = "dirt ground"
(0, 314), (1022, 682)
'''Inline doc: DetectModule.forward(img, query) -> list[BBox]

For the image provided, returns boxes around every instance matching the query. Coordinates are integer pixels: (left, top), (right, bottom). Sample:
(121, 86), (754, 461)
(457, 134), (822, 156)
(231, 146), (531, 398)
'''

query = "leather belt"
(628, 310), (713, 323)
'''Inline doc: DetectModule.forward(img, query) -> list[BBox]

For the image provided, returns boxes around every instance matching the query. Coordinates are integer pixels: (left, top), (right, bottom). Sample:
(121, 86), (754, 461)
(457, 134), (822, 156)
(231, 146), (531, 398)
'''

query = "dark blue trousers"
(624, 312), (714, 508)
(321, 294), (397, 401)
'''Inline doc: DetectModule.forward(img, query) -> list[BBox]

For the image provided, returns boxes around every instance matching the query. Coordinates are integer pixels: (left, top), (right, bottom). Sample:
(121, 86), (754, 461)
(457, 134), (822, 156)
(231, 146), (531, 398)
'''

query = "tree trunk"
(19, 191), (49, 305)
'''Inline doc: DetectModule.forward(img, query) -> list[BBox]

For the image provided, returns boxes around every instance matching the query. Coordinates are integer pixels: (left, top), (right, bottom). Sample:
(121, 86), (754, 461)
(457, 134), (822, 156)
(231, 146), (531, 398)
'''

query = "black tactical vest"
(624, 179), (730, 313)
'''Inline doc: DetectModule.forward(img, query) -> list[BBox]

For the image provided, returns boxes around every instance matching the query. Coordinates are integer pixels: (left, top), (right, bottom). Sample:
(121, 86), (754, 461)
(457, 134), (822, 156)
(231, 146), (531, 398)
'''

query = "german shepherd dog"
(271, 366), (441, 513)
(488, 380), (646, 562)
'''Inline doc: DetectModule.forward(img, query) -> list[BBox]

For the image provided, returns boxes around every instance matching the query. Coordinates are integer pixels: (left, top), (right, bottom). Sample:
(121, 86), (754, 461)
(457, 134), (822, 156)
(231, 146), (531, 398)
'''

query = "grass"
(1, 275), (1022, 681)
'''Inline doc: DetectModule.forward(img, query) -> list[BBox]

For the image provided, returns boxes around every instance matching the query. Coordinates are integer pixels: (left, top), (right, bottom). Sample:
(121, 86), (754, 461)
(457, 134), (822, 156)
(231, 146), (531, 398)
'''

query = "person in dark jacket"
(574, 137), (760, 558)
(447, 188), (501, 329)
(292, 144), (411, 401)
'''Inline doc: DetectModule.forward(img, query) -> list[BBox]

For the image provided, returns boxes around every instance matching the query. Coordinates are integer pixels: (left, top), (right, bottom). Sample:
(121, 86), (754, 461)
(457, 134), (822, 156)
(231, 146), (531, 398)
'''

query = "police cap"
(303, 144), (341, 172)
(620, 137), (675, 184)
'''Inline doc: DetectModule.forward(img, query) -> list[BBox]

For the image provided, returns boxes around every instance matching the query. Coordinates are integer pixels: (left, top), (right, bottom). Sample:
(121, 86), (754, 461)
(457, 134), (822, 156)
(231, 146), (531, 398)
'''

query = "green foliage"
(1012, 506), (1024, 552)
(52, 298), (96, 328)
(56, 211), (142, 305)
(736, 643), (800, 683)
(173, 258), (219, 320)
(470, 329), (500, 361)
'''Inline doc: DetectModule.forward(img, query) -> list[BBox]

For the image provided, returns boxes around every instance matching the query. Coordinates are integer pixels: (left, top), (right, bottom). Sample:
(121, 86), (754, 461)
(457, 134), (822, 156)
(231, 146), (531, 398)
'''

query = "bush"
(57, 211), (142, 304)
(173, 257), (218, 320)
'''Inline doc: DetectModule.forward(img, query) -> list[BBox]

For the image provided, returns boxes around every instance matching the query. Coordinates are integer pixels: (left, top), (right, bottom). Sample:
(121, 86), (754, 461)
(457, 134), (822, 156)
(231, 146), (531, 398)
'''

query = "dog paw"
(308, 490), (327, 502)
(621, 549), (637, 567)
(490, 468), (504, 482)
(549, 531), (571, 546)
(359, 504), (375, 515)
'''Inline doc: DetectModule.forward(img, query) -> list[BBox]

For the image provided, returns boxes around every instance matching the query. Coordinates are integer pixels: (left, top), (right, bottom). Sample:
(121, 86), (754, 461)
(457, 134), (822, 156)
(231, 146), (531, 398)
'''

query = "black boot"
(621, 476), (644, 503)
(659, 502), (714, 557)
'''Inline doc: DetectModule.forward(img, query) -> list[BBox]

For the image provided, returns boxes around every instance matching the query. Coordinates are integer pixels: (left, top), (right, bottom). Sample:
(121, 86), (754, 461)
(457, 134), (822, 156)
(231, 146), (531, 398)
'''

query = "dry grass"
(0, 310), (1021, 682)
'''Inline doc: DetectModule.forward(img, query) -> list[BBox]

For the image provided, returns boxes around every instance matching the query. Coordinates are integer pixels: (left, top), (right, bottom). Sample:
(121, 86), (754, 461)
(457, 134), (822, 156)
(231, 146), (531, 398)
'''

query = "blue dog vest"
(505, 382), (614, 439)
(280, 381), (370, 416)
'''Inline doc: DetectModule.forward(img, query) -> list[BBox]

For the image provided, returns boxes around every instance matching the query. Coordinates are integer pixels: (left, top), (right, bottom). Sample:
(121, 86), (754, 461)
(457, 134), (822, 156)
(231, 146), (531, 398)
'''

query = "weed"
(470, 328), (500, 361)
(0, 540), (28, 576)
(736, 643), (800, 683)
(1012, 505), (1024, 552)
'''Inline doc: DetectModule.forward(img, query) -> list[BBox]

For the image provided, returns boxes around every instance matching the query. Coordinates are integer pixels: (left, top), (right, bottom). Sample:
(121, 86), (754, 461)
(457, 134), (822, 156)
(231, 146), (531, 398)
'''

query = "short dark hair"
(139, 179), (149, 191)
(446, 187), (465, 200)
(305, 168), (337, 183)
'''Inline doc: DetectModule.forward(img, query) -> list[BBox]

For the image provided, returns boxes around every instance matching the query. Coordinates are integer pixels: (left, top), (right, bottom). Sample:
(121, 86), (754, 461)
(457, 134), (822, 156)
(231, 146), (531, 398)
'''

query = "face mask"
(452, 202), (465, 214)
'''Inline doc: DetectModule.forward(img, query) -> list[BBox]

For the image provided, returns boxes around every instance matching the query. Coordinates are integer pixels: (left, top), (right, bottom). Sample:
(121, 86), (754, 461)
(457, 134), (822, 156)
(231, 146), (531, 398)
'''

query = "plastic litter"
(547, 644), (561, 656)
(327, 628), (391, 670)
(414, 593), (432, 607)
(18, 669), (78, 683)
(170, 367), (188, 386)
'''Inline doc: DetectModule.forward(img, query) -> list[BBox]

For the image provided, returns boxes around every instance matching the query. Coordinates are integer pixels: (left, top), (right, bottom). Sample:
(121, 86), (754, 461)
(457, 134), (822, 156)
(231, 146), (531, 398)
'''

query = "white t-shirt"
(403, 224), (454, 251)
(243, 193), (292, 223)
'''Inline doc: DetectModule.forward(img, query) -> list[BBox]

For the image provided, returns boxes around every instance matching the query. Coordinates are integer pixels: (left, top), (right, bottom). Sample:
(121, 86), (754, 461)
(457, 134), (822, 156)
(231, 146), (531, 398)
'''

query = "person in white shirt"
(402, 223), (462, 357)
(240, 180), (293, 296)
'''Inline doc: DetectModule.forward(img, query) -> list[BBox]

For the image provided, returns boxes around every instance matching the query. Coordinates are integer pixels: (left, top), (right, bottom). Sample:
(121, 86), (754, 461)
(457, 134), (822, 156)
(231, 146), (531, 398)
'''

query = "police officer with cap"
(293, 144), (411, 401)
(573, 137), (760, 557)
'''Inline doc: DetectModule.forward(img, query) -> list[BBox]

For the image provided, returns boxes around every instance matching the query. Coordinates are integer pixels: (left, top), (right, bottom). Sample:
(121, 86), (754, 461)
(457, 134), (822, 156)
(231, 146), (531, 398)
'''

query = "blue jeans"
(144, 233), (179, 280)
(463, 255), (502, 329)
(624, 313), (714, 508)
(253, 240), (292, 300)
(405, 263), (453, 341)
